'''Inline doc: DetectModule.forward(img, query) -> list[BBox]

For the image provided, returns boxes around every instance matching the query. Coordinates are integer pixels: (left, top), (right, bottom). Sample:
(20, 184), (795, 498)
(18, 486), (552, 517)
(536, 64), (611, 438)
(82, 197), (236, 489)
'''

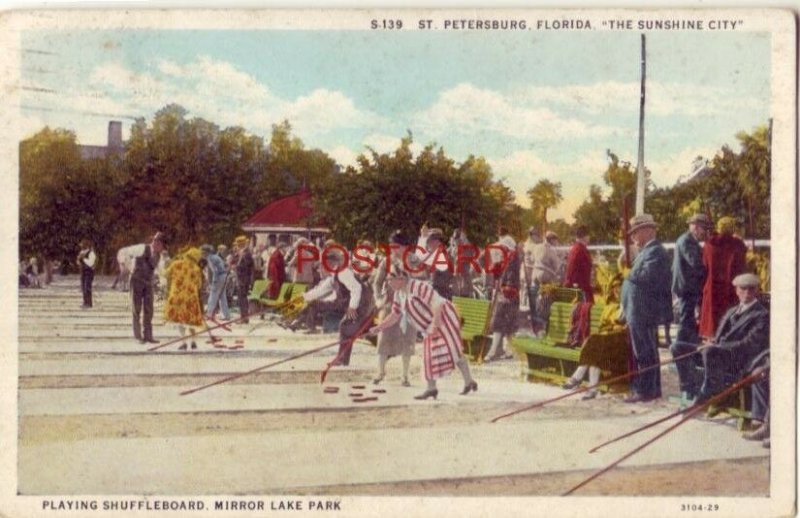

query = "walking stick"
(589, 410), (682, 454)
(319, 312), (376, 384)
(179, 336), (350, 396)
(562, 371), (763, 496)
(148, 298), (297, 352)
(490, 343), (712, 423)
(589, 367), (769, 454)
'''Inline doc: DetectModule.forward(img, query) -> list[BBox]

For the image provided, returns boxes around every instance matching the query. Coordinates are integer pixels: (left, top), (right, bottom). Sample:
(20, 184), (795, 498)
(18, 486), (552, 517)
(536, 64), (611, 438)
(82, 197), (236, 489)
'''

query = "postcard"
(1, 7), (796, 518)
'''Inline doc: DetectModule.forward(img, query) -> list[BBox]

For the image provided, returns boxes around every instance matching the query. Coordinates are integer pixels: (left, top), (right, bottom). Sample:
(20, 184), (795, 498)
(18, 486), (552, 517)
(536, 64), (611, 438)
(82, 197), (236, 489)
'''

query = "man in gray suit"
(672, 214), (710, 344)
(621, 214), (673, 402)
(672, 273), (769, 403)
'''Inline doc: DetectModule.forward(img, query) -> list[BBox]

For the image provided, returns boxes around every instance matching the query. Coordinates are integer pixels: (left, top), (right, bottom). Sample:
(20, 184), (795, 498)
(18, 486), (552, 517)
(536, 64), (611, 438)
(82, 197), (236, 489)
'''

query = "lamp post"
(635, 33), (647, 216)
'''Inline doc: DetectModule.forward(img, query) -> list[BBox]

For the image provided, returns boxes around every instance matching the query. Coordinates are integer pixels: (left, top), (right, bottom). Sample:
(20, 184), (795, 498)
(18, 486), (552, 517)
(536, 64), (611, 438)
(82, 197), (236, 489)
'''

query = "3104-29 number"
(681, 504), (719, 511)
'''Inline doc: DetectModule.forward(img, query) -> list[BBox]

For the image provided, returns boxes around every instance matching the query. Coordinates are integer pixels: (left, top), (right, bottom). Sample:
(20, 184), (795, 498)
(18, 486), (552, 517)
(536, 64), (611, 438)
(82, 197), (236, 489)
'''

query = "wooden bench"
(511, 301), (628, 392)
(259, 281), (294, 309)
(452, 296), (492, 361)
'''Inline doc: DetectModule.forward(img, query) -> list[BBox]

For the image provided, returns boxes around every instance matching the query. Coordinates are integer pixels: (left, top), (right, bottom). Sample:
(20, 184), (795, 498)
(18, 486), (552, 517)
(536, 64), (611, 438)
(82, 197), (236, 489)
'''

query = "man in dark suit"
(621, 214), (673, 402)
(672, 214), (710, 344)
(671, 273), (769, 403)
(130, 232), (166, 344)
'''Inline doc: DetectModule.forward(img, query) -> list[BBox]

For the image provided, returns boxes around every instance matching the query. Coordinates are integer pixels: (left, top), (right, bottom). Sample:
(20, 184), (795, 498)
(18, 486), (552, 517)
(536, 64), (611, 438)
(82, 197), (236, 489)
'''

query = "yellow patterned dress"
(164, 251), (204, 327)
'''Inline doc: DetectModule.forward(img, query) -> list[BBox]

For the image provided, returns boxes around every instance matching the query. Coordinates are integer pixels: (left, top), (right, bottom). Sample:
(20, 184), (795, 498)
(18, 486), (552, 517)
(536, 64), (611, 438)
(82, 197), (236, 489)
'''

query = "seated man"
(670, 272), (769, 403)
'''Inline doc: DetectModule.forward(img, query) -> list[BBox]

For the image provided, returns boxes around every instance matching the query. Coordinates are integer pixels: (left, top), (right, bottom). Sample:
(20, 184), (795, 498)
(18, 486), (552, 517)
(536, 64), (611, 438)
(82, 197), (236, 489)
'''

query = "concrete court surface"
(17, 276), (769, 496)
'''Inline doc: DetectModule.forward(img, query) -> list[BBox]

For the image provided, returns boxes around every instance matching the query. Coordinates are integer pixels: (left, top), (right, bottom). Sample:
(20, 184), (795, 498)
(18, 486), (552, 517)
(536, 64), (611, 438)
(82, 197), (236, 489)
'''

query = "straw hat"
(628, 214), (658, 235)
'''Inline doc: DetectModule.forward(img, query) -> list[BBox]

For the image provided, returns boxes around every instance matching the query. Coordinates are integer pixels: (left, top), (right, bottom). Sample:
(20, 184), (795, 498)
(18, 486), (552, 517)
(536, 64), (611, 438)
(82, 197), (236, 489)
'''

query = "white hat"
(732, 273), (759, 288)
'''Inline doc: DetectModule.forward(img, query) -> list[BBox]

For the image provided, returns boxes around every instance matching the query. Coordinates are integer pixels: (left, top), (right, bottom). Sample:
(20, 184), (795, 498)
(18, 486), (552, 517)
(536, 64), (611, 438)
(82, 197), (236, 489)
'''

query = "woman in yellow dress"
(164, 247), (205, 351)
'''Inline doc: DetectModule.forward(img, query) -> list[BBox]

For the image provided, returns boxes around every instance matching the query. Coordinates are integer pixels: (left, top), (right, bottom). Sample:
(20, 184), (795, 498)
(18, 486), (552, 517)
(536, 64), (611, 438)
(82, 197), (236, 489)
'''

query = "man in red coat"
(564, 225), (594, 303)
(698, 217), (747, 338)
(266, 242), (288, 299)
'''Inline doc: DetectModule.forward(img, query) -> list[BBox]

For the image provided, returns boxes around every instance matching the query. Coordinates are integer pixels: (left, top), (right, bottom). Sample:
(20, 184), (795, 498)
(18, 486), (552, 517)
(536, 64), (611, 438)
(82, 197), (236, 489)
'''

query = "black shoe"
(414, 389), (438, 400)
(460, 380), (478, 395)
(373, 375), (384, 385)
(178, 343), (187, 351)
(562, 379), (580, 390)
(143, 338), (159, 344)
(190, 342), (197, 350)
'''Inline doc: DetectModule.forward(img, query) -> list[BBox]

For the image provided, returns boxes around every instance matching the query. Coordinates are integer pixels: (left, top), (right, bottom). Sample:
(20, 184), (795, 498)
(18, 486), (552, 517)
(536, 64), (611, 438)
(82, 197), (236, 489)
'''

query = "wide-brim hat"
(628, 214), (658, 235)
(234, 235), (249, 246)
(545, 230), (558, 240)
(732, 272), (759, 288)
(687, 213), (712, 227)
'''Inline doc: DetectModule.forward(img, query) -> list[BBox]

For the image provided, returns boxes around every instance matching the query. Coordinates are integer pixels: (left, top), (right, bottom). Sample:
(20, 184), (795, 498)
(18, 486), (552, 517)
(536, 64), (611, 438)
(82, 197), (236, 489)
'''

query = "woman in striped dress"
(369, 272), (477, 400)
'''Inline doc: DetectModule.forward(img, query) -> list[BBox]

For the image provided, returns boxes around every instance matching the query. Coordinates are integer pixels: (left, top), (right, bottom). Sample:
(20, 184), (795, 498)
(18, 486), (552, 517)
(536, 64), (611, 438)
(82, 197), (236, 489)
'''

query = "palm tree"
(527, 179), (563, 234)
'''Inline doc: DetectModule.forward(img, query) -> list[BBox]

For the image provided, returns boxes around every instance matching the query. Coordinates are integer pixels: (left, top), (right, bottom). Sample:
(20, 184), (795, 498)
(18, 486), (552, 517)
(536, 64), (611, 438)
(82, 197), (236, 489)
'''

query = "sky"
(19, 28), (771, 221)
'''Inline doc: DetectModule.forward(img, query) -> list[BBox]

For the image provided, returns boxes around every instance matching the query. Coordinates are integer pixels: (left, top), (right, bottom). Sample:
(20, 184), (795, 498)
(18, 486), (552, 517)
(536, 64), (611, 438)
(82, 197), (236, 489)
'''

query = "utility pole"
(635, 34), (647, 216)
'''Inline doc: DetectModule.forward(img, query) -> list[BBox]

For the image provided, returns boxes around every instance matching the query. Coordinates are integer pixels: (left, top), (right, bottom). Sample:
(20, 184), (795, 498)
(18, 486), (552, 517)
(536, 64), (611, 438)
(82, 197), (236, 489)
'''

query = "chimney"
(107, 121), (122, 149)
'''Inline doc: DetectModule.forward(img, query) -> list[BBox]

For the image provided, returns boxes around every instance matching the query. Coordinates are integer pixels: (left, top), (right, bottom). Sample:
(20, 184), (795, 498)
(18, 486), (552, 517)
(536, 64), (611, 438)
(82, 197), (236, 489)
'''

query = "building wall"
(78, 120), (124, 160)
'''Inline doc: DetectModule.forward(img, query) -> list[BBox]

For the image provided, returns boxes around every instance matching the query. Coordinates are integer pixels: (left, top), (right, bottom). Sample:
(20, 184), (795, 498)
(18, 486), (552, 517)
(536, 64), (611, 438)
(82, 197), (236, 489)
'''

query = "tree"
(315, 134), (514, 247)
(20, 128), (125, 270)
(526, 179), (563, 234)
(734, 124), (770, 244)
(573, 184), (618, 242)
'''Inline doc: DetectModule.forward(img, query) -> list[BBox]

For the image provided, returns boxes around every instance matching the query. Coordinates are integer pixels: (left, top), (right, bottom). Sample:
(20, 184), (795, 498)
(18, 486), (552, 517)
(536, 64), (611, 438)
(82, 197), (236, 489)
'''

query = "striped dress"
(392, 279), (463, 381)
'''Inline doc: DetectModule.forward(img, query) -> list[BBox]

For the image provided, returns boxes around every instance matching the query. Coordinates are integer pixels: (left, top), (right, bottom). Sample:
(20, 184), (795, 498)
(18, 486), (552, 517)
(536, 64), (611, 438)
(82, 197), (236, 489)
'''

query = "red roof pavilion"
(243, 191), (329, 235)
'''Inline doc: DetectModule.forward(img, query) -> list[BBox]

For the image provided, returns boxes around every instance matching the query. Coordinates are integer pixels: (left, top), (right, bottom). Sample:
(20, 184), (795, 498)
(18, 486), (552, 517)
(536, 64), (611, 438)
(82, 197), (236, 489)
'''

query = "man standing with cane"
(621, 214), (672, 403)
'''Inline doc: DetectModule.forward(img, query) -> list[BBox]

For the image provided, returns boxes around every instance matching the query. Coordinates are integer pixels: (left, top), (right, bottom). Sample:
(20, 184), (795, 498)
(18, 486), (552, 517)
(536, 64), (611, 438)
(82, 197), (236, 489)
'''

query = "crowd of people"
(32, 211), (768, 442)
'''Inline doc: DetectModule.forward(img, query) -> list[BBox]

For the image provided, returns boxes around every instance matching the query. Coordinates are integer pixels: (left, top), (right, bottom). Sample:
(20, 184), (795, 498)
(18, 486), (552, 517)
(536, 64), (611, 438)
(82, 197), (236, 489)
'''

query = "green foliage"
(314, 134), (516, 247)
(19, 107), (771, 276)
(746, 249), (770, 292)
(572, 151), (637, 242)
(19, 106), (338, 272)
(19, 127), (122, 268)
(649, 124), (771, 242)
(570, 125), (770, 244)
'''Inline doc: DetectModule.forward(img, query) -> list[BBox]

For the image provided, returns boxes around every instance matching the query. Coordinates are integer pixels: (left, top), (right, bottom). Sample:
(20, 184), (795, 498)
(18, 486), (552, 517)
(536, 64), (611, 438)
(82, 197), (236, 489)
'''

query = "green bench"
(452, 296), (492, 362)
(512, 301), (628, 392)
(247, 279), (269, 303)
(259, 281), (294, 309)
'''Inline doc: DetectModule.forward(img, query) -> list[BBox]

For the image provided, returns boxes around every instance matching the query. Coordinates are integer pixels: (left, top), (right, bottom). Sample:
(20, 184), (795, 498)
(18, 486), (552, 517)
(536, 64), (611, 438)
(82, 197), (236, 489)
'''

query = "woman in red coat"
(266, 242), (288, 299)
(564, 225), (594, 303)
(698, 217), (747, 338)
